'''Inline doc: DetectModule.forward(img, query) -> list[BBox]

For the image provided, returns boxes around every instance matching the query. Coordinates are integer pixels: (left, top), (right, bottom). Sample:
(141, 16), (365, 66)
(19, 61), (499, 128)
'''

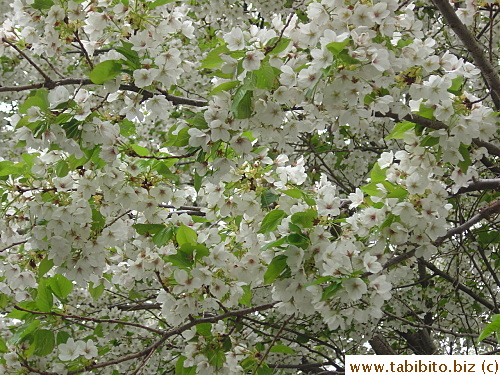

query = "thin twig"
(73, 30), (94, 69)
(2, 38), (54, 85)
(252, 314), (295, 375)
(40, 55), (65, 79)
(418, 259), (498, 313)
(0, 240), (28, 253)
(13, 305), (164, 334)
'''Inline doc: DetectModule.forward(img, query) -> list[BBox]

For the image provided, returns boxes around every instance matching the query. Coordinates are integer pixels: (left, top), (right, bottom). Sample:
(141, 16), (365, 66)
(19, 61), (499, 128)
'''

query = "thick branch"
(431, 0), (500, 109)
(455, 178), (500, 195)
(369, 334), (396, 355)
(472, 139), (500, 158)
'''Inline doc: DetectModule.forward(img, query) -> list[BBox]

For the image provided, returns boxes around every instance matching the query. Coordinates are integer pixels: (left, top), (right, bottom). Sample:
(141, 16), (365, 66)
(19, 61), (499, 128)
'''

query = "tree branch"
(435, 199), (499, 246)
(364, 200), (500, 276)
(252, 314), (295, 375)
(418, 259), (498, 313)
(454, 178), (500, 195)
(369, 333), (397, 355)
(431, 0), (500, 110)
(2, 38), (54, 87)
(0, 78), (207, 107)
(64, 302), (278, 374)
(0, 240), (28, 253)
(384, 310), (497, 342)
(13, 305), (163, 334)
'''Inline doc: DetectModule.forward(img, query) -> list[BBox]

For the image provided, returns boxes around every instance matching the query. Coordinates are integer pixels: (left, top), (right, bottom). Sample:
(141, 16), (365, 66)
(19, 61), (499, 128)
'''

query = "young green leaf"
(89, 60), (122, 84)
(258, 210), (287, 234)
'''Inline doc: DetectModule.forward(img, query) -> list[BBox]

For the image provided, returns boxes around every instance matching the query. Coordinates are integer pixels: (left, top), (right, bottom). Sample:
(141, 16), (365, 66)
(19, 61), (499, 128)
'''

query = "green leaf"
(320, 280), (343, 301)
(0, 161), (26, 177)
(263, 255), (288, 284)
(0, 294), (8, 309)
(258, 210), (287, 234)
(37, 257), (53, 277)
(457, 143), (472, 173)
(209, 81), (239, 96)
(288, 222), (302, 234)
(305, 276), (333, 287)
(155, 162), (179, 181)
(32, 0), (54, 10)
(167, 244), (207, 268)
(361, 181), (394, 197)
(201, 45), (229, 69)
(47, 274), (73, 300)
(257, 364), (273, 375)
(266, 37), (291, 55)
(25, 339), (37, 358)
(0, 337), (8, 353)
(261, 190), (279, 208)
(131, 144), (149, 156)
(420, 135), (440, 147)
(478, 314), (500, 342)
(115, 41), (141, 69)
(385, 121), (415, 140)
(254, 62), (276, 89)
(380, 213), (396, 230)
(33, 329), (55, 356)
(260, 237), (287, 252)
(231, 87), (253, 119)
(291, 209), (317, 228)
(36, 279), (53, 312)
(55, 160), (69, 177)
(269, 344), (295, 354)
(282, 189), (303, 199)
(89, 60), (122, 84)
(167, 251), (194, 269)
(196, 323), (212, 337)
(19, 89), (49, 114)
(386, 188), (408, 199)
(448, 76), (463, 95)
(153, 227), (174, 246)
(207, 350), (225, 367)
(91, 208), (106, 232)
(176, 224), (198, 246)
(417, 103), (435, 119)
(148, 0), (177, 9)
(238, 285), (252, 306)
(119, 118), (137, 137)
(241, 357), (258, 370)
(338, 49), (361, 65)
(133, 223), (166, 235)
(9, 320), (41, 345)
(194, 171), (202, 193)
(56, 331), (71, 345)
(175, 356), (197, 375)
(370, 162), (387, 183)
(171, 127), (191, 147)
(89, 282), (105, 300)
(286, 233), (309, 249)
(325, 39), (350, 55)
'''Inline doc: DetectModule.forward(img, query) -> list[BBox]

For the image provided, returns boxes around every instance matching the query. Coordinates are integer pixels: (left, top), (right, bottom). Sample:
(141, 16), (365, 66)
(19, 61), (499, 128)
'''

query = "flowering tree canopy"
(0, 0), (499, 372)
